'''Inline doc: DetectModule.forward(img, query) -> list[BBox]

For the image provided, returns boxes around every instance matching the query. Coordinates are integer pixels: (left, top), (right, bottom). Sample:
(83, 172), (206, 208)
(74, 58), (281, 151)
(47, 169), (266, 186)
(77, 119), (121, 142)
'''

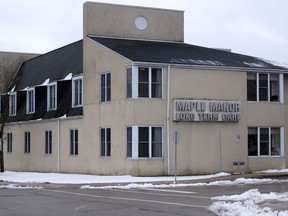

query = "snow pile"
(210, 189), (288, 216)
(0, 184), (43, 190)
(259, 169), (288, 174)
(0, 171), (229, 184)
(81, 178), (288, 190)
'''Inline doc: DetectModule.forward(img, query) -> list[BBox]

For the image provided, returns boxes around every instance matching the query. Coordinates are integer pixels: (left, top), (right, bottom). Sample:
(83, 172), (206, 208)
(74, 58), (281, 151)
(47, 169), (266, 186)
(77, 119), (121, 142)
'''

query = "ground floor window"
(127, 126), (162, 158)
(45, 131), (52, 155)
(70, 129), (78, 156)
(7, 133), (12, 153)
(100, 128), (111, 157)
(248, 127), (283, 157)
(24, 131), (30, 154)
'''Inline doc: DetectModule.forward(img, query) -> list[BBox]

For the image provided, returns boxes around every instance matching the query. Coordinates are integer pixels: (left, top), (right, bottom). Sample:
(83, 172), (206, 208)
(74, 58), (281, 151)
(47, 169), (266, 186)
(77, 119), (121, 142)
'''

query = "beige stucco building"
(2, 2), (288, 176)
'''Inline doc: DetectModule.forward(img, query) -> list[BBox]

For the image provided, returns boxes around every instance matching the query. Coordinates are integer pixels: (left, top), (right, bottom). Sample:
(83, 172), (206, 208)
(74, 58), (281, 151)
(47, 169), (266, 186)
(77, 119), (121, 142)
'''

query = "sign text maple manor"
(173, 99), (241, 122)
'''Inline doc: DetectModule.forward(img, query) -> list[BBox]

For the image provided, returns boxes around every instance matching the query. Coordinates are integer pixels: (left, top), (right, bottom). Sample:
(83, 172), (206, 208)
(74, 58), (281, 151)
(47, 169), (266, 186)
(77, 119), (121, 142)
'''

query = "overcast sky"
(0, 0), (287, 63)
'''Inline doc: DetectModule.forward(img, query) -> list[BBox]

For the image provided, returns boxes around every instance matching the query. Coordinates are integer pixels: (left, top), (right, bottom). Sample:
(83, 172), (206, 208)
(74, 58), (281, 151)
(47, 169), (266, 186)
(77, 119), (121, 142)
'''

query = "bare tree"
(0, 54), (23, 172)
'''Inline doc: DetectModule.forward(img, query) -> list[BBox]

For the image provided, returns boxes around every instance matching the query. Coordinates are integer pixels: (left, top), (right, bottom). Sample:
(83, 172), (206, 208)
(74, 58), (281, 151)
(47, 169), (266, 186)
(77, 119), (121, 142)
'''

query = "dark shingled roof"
(89, 36), (285, 70)
(11, 40), (83, 91)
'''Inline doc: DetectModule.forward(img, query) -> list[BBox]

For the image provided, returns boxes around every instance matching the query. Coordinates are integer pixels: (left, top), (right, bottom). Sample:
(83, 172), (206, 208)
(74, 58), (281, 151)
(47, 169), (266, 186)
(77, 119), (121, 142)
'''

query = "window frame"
(24, 131), (31, 154)
(247, 72), (283, 103)
(100, 127), (111, 157)
(26, 88), (35, 114)
(248, 127), (284, 157)
(126, 66), (163, 99)
(45, 130), (52, 155)
(72, 76), (83, 108)
(47, 83), (57, 111)
(100, 72), (111, 102)
(126, 125), (163, 159)
(9, 92), (17, 116)
(70, 129), (78, 156)
(7, 133), (12, 153)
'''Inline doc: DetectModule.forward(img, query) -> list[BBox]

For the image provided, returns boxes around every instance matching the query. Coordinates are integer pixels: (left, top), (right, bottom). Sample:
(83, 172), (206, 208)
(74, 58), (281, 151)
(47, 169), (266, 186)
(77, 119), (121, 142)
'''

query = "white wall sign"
(173, 99), (240, 122)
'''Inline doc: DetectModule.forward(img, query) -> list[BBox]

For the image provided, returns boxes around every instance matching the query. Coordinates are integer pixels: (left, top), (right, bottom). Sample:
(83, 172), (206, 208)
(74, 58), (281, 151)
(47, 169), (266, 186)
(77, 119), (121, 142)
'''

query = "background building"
(2, 2), (288, 176)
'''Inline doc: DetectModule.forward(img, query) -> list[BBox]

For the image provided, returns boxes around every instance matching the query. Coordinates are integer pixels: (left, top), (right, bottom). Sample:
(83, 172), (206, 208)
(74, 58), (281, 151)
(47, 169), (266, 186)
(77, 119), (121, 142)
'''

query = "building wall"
(83, 2), (184, 42)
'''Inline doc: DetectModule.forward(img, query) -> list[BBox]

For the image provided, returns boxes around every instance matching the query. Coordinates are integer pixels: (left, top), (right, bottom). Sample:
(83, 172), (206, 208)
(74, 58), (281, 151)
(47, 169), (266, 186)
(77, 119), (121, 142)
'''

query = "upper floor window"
(9, 93), (17, 116)
(72, 76), (83, 107)
(126, 67), (163, 99)
(247, 73), (282, 102)
(47, 83), (57, 111)
(26, 88), (35, 114)
(101, 73), (111, 102)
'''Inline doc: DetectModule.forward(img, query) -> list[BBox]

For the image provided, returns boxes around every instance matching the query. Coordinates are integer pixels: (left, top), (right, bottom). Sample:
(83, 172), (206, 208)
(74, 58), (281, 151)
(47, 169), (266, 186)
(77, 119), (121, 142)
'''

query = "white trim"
(47, 82), (57, 111)
(280, 127), (284, 157)
(72, 75), (83, 108)
(132, 126), (138, 159)
(279, 74), (284, 103)
(132, 66), (138, 99)
(26, 87), (35, 114)
(9, 92), (17, 116)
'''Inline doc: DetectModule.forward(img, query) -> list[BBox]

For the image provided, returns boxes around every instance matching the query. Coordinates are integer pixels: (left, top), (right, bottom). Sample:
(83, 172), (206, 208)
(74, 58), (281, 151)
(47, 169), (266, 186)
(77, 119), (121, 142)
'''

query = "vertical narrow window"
(247, 73), (257, 101)
(259, 128), (269, 155)
(270, 74), (279, 102)
(152, 127), (162, 157)
(126, 68), (132, 98)
(101, 73), (111, 102)
(151, 68), (162, 98)
(24, 131), (30, 154)
(271, 128), (281, 156)
(70, 129), (78, 155)
(138, 127), (149, 157)
(248, 127), (258, 156)
(47, 83), (57, 110)
(7, 133), (12, 153)
(45, 131), (52, 155)
(127, 127), (132, 157)
(100, 128), (111, 157)
(138, 67), (149, 97)
(72, 76), (83, 107)
(26, 88), (35, 114)
(9, 93), (17, 116)
(259, 74), (268, 101)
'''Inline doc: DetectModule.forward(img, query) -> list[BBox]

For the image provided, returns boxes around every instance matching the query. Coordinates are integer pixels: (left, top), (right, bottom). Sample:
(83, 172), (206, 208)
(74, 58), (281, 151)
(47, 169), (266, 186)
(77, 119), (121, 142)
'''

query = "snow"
(63, 73), (73, 80)
(210, 189), (288, 216)
(40, 78), (50, 86)
(257, 169), (288, 174)
(0, 184), (43, 190)
(0, 171), (229, 184)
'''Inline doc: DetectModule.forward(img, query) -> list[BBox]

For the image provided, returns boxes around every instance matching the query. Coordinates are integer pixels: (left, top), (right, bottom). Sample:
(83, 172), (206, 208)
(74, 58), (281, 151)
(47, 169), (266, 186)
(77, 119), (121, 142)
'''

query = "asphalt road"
(1, 182), (288, 216)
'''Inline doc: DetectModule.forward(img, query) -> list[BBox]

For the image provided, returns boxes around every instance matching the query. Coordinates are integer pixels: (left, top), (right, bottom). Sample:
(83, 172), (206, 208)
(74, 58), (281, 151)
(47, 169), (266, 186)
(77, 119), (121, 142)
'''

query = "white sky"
(0, 0), (287, 63)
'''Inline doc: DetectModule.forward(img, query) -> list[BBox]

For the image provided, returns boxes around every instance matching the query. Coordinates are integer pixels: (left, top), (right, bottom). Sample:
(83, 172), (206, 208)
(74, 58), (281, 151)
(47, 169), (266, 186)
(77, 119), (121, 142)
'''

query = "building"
(2, 2), (288, 176)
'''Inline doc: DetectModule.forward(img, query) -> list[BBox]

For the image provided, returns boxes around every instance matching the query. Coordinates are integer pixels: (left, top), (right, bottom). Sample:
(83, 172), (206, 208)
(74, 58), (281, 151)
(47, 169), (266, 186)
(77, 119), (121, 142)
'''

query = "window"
(24, 131), (30, 154)
(26, 88), (35, 114)
(45, 131), (52, 155)
(127, 126), (162, 158)
(126, 68), (132, 98)
(101, 73), (111, 102)
(72, 76), (83, 107)
(248, 127), (283, 157)
(100, 128), (111, 157)
(47, 83), (57, 110)
(247, 73), (282, 102)
(7, 133), (12, 153)
(70, 129), (78, 155)
(126, 67), (163, 99)
(9, 93), (16, 116)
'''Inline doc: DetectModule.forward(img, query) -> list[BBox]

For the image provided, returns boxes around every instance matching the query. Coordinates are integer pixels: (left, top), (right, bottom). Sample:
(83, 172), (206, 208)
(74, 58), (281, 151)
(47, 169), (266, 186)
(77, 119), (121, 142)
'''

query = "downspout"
(166, 65), (171, 175)
(57, 118), (61, 173)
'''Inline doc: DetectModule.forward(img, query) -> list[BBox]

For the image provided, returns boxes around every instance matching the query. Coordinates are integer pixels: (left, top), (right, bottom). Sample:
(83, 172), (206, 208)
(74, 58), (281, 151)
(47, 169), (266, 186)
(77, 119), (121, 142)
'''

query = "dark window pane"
(127, 127), (132, 157)
(127, 68), (132, 98)
(152, 127), (162, 157)
(138, 127), (149, 157)
(138, 68), (149, 82)
(271, 128), (280, 156)
(138, 83), (149, 97)
(139, 143), (149, 157)
(248, 127), (258, 156)
(259, 74), (268, 101)
(247, 73), (257, 101)
(152, 84), (162, 98)
(260, 128), (269, 155)
(270, 74), (279, 102)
